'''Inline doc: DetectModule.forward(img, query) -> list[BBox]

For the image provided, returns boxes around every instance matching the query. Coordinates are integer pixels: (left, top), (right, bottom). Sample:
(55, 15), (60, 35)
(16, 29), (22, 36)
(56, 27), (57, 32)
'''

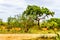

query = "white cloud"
(44, 0), (60, 18)
(0, 0), (27, 21)
(0, 0), (27, 8)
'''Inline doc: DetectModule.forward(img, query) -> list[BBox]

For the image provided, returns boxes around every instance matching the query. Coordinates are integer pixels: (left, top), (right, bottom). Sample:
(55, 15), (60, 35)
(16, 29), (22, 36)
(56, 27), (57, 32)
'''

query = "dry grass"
(0, 34), (57, 40)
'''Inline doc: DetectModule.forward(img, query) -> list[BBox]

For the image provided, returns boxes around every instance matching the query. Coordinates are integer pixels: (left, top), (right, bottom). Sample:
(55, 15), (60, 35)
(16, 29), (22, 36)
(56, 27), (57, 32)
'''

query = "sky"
(0, 0), (60, 21)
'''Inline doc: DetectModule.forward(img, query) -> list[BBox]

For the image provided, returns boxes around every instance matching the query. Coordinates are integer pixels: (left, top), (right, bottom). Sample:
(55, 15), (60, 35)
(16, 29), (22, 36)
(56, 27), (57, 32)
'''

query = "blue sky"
(0, 0), (60, 21)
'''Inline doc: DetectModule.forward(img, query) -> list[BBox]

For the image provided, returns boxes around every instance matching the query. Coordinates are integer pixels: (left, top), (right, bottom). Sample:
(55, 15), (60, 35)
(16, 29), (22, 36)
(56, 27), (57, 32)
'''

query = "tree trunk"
(25, 28), (29, 33)
(24, 27), (29, 33)
(38, 20), (39, 26)
(24, 25), (29, 33)
(37, 20), (41, 29)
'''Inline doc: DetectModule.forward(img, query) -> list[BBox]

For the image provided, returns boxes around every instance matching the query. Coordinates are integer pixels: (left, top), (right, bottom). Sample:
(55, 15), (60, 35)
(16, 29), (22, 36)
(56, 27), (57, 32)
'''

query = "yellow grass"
(0, 34), (56, 40)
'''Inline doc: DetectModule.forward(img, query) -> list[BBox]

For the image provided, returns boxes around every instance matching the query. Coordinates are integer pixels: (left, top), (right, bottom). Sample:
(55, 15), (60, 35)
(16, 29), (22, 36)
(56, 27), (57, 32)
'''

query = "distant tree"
(0, 19), (3, 26)
(41, 22), (50, 28)
(7, 16), (12, 25)
(41, 21), (58, 29)
(7, 16), (23, 28)
(20, 16), (34, 32)
(50, 21), (58, 29)
(47, 18), (60, 28)
(7, 16), (17, 29)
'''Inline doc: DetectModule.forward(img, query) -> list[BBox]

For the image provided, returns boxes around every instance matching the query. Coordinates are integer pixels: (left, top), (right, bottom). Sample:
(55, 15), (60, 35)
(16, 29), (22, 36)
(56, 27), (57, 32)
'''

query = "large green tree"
(23, 5), (54, 27)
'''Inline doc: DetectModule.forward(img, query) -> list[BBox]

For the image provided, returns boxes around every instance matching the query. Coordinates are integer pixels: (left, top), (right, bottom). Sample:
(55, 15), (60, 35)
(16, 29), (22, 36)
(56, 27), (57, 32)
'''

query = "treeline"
(0, 5), (59, 33)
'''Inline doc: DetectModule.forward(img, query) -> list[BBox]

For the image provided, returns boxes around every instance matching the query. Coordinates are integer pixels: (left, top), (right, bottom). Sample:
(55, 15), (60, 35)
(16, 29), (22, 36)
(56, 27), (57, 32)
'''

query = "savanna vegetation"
(0, 5), (60, 34)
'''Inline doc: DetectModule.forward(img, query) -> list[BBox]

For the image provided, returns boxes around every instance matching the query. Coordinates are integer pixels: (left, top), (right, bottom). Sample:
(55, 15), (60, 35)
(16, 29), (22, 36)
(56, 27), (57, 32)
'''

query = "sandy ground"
(0, 34), (57, 40)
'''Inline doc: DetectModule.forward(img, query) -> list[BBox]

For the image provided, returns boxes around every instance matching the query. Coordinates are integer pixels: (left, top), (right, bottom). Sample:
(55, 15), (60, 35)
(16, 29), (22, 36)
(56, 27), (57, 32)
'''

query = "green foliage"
(23, 5), (54, 18)
(47, 18), (60, 28)
(7, 16), (22, 28)
(50, 21), (58, 28)
(41, 22), (50, 28)
(20, 16), (34, 33)
(41, 21), (58, 29)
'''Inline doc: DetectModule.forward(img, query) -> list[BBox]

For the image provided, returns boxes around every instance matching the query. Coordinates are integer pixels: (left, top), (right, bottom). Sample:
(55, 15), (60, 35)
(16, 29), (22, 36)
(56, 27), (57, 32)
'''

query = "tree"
(50, 21), (58, 29)
(47, 18), (60, 28)
(0, 19), (3, 26)
(7, 16), (12, 25)
(8, 16), (20, 27)
(23, 5), (54, 28)
(20, 16), (34, 32)
(7, 16), (17, 29)
(41, 22), (50, 28)
(41, 21), (58, 29)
